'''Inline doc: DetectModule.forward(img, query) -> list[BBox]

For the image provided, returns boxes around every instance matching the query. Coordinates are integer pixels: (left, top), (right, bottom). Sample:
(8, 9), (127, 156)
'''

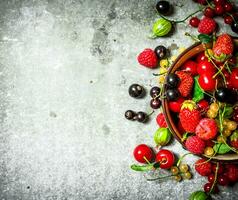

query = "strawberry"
(175, 71), (194, 97)
(225, 164), (238, 183)
(198, 17), (217, 35)
(137, 49), (158, 68)
(179, 100), (201, 133)
(213, 34), (234, 62)
(195, 158), (212, 176)
(156, 113), (167, 128)
(195, 118), (218, 140)
(230, 130), (238, 149)
(185, 136), (206, 154)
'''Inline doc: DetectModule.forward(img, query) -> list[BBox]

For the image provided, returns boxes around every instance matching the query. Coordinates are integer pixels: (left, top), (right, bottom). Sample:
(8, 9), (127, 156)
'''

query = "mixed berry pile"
(126, 0), (238, 199)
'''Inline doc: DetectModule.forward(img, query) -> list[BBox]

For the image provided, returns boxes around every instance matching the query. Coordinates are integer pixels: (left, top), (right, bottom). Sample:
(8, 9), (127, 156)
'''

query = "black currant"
(215, 88), (231, 103)
(150, 98), (161, 109)
(166, 73), (180, 88)
(150, 86), (161, 98)
(156, 1), (171, 15)
(231, 22), (238, 34)
(136, 112), (147, 123)
(125, 110), (135, 120)
(128, 84), (145, 98)
(166, 89), (180, 101)
(154, 45), (167, 59)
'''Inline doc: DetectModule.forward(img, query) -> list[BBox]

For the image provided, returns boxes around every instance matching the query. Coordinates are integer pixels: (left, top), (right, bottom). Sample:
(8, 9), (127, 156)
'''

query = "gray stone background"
(0, 0), (237, 199)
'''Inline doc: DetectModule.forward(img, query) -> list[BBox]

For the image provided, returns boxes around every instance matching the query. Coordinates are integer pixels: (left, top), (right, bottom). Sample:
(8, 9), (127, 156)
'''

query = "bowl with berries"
(162, 33), (238, 161)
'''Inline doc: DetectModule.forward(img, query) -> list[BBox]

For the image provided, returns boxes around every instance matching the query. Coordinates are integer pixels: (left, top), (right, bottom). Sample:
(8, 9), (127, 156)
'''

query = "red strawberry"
(225, 164), (238, 183)
(185, 136), (206, 154)
(230, 131), (238, 149)
(198, 17), (217, 35)
(137, 49), (158, 68)
(179, 100), (201, 133)
(195, 118), (218, 140)
(156, 113), (167, 128)
(175, 71), (194, 97)
(213, 34), (233, 56)
(195, 158), (212, 176)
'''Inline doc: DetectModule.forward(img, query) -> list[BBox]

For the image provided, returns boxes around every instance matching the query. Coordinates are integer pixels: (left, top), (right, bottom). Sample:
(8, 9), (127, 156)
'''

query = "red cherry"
(198, 73), (216, 91)
(155, 149), (175, 169)
(133, 144), (154, 163)
(212, 163), (224, 175)
(196, 52), (208, 63)
(224, 3), (233, 12)
(230, 68), (238, 89)
(208, 174), (215, 183)
(218, 175), (229, 186)
(233, 112), (238, 122)
(197, 99), (209, 113)
(224, 15), (233, 25)
(197, 61), (216, 75)
(204, 182), (219, 194)
(204, 7), (215, 18)
(226, 78), (233, 89)
(213, 0), (225, 5)
(189, 17), (200, 27)
(197, 0), (207, 5)
(215, 5), (224, 15)
(168, 97), (184, 113)
(177, 121), (186, 134)
(181, 60), (198, 75)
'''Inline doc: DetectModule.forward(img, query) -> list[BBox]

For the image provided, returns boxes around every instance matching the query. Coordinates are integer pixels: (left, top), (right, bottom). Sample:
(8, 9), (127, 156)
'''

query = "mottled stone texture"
(0, 0), (237, 199)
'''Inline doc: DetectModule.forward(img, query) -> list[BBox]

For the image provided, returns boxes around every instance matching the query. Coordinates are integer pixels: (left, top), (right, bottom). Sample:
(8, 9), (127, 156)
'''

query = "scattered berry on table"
(198, 17), (216, 35)
(156, 113), (167, 128)
(137, 48), (158, 68)
(195, 159), (212, 176)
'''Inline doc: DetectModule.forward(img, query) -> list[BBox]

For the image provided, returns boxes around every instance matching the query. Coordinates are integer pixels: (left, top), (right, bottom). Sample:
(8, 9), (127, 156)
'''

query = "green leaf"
(198, 34), (212, 44)
(192, 76), (204, 103)
(213, 143), (231, 154)
(131, 164), (153, 171)
(223, 106), (233, 118)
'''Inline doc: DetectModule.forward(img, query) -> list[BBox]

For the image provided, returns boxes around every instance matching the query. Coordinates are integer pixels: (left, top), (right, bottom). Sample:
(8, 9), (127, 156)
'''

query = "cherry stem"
(146, 174), (177, 181)
(184, 32), (200, 42)
(153, 72), (167, 76)
(176, 153), (192, 167)
(158, 8), (204, 24)
(143, 156), (152, 165)
(208, 162), (219, 195)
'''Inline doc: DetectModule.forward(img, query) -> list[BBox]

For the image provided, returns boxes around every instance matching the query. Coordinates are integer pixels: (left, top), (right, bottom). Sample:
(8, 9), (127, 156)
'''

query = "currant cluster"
(150, 86), (161, 109)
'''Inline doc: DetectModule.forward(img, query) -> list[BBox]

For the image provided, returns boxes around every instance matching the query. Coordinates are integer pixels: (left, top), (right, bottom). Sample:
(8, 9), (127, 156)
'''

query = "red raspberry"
(195, 118), (218, 140)
(198, 17), (217, 35)
(185, 136), (205, 154)
(195, 158), (212, 176)
(137, 49), (158, 68)
(156, 113), (167, 128)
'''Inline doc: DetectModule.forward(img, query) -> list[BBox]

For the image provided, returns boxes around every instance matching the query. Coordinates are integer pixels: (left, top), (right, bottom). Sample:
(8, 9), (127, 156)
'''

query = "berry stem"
(176, 153), (192, 167)
(185, 32), (200, 42)
(208, 162), (219, 195)
(153, 72), (167, 76)
(158, 8), (204, 24)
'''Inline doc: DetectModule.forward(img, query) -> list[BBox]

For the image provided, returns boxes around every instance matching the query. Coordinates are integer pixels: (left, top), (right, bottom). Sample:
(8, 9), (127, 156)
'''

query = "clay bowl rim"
(161, 39), (238, 162)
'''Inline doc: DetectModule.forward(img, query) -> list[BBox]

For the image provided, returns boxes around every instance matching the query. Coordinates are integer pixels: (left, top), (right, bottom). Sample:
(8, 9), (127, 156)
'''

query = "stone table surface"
(0, 0), (237, 199)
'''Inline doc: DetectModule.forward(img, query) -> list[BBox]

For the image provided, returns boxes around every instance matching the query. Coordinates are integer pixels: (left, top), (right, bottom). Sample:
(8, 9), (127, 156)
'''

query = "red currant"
(224, 15), (233, 25)
(218, 175), (229, 186)
(215, 5), (224, 15)
(197, 0), (207, 5)
(204, 7), (215, 18)
(207, 174), (215, 183)
(212, 163), (224, 175)
(213, 0), (225, 5)
(189, 17), (200, 27)
(204, 182), (219, 194)
(230, 68), (238, 89)
(233, 112), (238, 122)
(224, 3), (233, 12)
(229, 56), (237, 65)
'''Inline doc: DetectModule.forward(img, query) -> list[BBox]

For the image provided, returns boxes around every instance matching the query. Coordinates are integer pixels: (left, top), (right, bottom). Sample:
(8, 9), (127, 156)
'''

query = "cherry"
(224, 3), (233, 12)
(189, 17), (200, 27)
(181, 60), (198, 75)
(133, 144), (154, 163)
(204, 7), (215, 18)
(155, 149), (175, 169)
(168, 97), (184, 113)
(214, 5), (224, 15)
(198, 73), (216, 91)
(204, 182), (219, 194)
(230, 68), (238, 89)
(196, 52), (208, 63)
(213, 0), (225, 5)
(197, 61), (216, 75)
(218, 175), (229, 186)
(224, 15), (233, 25)
(197, 99), (209, 113)
(207, 174), (215, 183)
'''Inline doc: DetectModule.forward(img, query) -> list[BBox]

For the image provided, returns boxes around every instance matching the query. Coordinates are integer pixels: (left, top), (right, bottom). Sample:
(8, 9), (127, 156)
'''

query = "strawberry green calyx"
(181, 100), (197, 111)
(213, 53), (230, 63)
(231, 130), (238, 142)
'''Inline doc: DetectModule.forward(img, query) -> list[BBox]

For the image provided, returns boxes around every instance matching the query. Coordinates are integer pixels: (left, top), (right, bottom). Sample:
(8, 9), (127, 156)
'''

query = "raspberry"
(213, 34), (233, 56)
(156, 113), (167, 128)
(185, 136), (205, 154)
(198, 17), (216, 35)
(137, 48), (158, 68)
(195, 118), (218, 140)
(175, 71), (194, 97)
(195, 158), (212, 176)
